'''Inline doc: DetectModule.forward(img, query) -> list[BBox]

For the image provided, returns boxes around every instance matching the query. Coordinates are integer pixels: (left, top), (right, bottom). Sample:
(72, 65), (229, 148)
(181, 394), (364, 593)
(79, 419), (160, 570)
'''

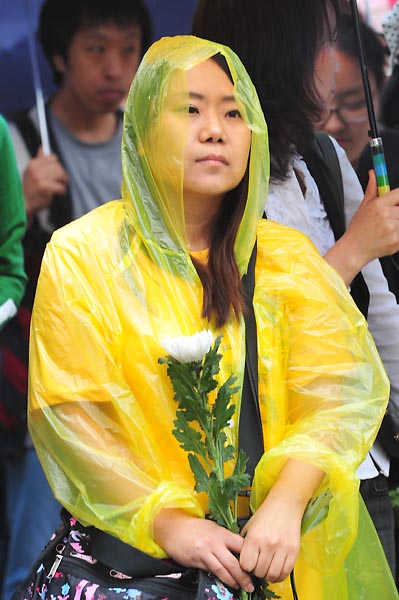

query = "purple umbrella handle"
(23, 0), (51, 155)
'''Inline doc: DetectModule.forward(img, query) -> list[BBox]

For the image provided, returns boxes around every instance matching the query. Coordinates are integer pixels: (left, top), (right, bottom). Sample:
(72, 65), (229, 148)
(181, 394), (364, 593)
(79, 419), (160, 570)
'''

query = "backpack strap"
(304, 133), (370, 318)
(305, 132), (345, 239)
(313, 131), (344, 209)
(9, 110), (42, 158)
(240, 241), (264, 478)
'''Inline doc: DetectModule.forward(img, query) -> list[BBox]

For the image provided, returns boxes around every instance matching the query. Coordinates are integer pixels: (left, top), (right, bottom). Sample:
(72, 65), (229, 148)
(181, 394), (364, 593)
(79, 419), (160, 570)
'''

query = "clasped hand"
(154, 496), (302, 592)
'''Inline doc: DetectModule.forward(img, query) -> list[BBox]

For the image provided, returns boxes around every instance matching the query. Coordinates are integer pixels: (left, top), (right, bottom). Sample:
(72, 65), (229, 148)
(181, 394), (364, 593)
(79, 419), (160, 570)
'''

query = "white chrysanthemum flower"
(161, 330), (214, 363)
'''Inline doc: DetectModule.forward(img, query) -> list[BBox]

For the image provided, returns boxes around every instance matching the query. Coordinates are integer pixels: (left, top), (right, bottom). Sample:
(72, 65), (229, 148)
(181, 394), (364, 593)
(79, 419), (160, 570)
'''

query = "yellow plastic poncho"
(28, 36), (396, 599)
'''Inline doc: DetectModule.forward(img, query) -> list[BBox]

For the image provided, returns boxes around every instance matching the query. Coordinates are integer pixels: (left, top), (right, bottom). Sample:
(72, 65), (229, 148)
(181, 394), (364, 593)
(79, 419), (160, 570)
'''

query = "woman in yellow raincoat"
(28, 35), (396, 599)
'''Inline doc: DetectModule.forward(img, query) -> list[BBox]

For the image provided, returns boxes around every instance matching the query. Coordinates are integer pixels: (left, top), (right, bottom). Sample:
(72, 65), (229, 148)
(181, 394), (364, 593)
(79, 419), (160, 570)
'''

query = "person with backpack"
(192, 0), (399, 578)
(0, 1), (152, 598)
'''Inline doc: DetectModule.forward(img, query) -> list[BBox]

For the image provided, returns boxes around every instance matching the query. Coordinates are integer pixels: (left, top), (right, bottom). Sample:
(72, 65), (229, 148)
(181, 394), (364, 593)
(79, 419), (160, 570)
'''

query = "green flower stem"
(159, 337), (280, 600)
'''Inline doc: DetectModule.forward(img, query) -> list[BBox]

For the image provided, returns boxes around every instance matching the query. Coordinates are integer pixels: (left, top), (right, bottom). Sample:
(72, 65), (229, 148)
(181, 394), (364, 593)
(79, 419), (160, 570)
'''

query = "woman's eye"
(226, 109), (241, 118)
(188, 106), (199, 114)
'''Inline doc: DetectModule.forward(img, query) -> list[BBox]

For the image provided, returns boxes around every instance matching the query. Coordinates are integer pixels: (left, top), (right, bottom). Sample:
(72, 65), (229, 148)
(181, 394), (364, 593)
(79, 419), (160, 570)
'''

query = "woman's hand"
(154, 508), (255, 593)
(325, 170), (399, 284)
(239, 492), (302, 583)
(239, 458), (325, 583)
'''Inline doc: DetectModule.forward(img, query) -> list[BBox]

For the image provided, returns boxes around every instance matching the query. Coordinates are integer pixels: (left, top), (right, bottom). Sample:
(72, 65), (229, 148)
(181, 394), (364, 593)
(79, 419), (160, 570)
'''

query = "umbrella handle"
(24, 0), (51, 155)
(370, 137), (390, 196)
(369, 138), (399, 273)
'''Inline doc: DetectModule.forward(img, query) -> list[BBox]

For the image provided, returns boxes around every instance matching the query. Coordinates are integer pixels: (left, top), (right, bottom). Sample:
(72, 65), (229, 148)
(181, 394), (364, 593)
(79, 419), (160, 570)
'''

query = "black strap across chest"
(239, 241), (264, 478)
(304, 134), (370, 318)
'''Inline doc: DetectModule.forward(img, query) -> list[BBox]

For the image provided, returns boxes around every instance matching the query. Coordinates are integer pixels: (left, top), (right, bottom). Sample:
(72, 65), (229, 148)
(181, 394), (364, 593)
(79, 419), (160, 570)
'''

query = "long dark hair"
(191, 169), (249, 328)
(192, 0), (339, 181)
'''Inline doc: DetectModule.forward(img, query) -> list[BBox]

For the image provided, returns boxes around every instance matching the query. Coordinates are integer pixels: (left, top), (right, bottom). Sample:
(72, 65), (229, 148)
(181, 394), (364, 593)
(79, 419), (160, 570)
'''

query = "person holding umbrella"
(192, 0), (399, 578)
(0, 1), (153, 599)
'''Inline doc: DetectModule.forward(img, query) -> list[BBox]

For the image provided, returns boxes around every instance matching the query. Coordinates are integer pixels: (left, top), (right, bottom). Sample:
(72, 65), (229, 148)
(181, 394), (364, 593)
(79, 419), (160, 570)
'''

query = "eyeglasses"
(326, 101), (369, 124)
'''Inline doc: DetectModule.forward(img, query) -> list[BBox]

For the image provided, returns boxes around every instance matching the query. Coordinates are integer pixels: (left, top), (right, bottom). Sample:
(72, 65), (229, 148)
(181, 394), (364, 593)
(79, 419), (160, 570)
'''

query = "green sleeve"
(0, 115), (27, 328)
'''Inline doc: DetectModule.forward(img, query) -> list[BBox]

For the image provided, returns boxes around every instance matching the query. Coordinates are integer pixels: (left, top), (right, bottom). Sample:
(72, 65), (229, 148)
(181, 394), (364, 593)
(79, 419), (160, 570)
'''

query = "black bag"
(12, 510), (240, 600)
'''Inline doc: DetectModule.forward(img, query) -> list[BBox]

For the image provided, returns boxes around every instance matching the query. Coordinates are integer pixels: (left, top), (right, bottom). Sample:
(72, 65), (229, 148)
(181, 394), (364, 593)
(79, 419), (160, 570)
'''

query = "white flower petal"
(161, 329), (214, 363)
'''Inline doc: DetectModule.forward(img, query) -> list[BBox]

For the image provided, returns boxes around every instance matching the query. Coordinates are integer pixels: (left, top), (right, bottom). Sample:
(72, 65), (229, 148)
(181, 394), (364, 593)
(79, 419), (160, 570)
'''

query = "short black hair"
(336, 12), (387, 89)
(39, 0), (153, 84)
(193, 0), (339, 180)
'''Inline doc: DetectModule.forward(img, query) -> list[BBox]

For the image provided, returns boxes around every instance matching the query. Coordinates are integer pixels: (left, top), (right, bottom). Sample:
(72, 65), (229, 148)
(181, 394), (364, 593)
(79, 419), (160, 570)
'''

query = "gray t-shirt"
(49, 111), (123, 219)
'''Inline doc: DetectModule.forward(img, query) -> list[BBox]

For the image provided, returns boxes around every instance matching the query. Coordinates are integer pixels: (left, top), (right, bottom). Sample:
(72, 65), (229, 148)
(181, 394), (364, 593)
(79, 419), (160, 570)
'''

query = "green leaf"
(233, 449), (250, 478)
(222, 472), (251, 500)
(389, 486), (399, 508)
(254, 580), (281, 599)
(215, 437), (235, 466)
(188, 453), (209, 493)
(301, 489), (333, 534)
(212, 376), (238, 433)
(173, 412), (207, 457)
(207, 475), (232, 528)
(200, 336), (223, 393)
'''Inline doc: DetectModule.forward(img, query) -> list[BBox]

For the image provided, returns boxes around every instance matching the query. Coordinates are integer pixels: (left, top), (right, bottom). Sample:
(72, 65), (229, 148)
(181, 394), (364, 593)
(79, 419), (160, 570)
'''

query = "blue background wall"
(0, 0), (198, 114)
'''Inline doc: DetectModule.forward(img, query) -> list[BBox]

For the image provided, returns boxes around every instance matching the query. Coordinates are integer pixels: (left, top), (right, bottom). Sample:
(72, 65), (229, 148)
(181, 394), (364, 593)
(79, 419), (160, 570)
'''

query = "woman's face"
(155, 58), (252, 211)
(321, 50), (377, 166)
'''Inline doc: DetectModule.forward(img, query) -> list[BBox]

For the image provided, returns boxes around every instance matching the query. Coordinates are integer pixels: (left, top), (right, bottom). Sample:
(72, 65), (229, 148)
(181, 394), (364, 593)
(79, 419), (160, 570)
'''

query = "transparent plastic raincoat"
(29, 36), (396, 599)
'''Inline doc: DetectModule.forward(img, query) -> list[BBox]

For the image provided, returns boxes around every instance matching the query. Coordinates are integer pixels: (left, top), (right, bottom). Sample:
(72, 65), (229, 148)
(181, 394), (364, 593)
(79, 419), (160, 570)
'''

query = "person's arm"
(28, 226), (206, 554)
(0, 117), (27, 328)
(250, 223), (390, 579)
(22, 146), (68, 224)
(240, 459), (324, 582)
(324, 139), (399, 285)
(328, 139), (399, 428)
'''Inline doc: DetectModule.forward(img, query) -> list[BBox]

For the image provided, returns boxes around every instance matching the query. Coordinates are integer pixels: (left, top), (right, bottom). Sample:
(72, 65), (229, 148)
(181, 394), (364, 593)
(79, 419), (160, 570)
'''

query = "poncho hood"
(121, 35), (269, 278)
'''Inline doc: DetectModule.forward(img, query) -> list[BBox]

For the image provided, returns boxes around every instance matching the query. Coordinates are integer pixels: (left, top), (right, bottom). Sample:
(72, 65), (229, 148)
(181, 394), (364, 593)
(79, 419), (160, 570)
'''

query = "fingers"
(23, 150), (69, 214)
(363, 169), (377, 202)
(201, 546), (254, 592)
(239, 499), (301, 585)
(240, 536), (298, 584)
(153, 510), (254, 593)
